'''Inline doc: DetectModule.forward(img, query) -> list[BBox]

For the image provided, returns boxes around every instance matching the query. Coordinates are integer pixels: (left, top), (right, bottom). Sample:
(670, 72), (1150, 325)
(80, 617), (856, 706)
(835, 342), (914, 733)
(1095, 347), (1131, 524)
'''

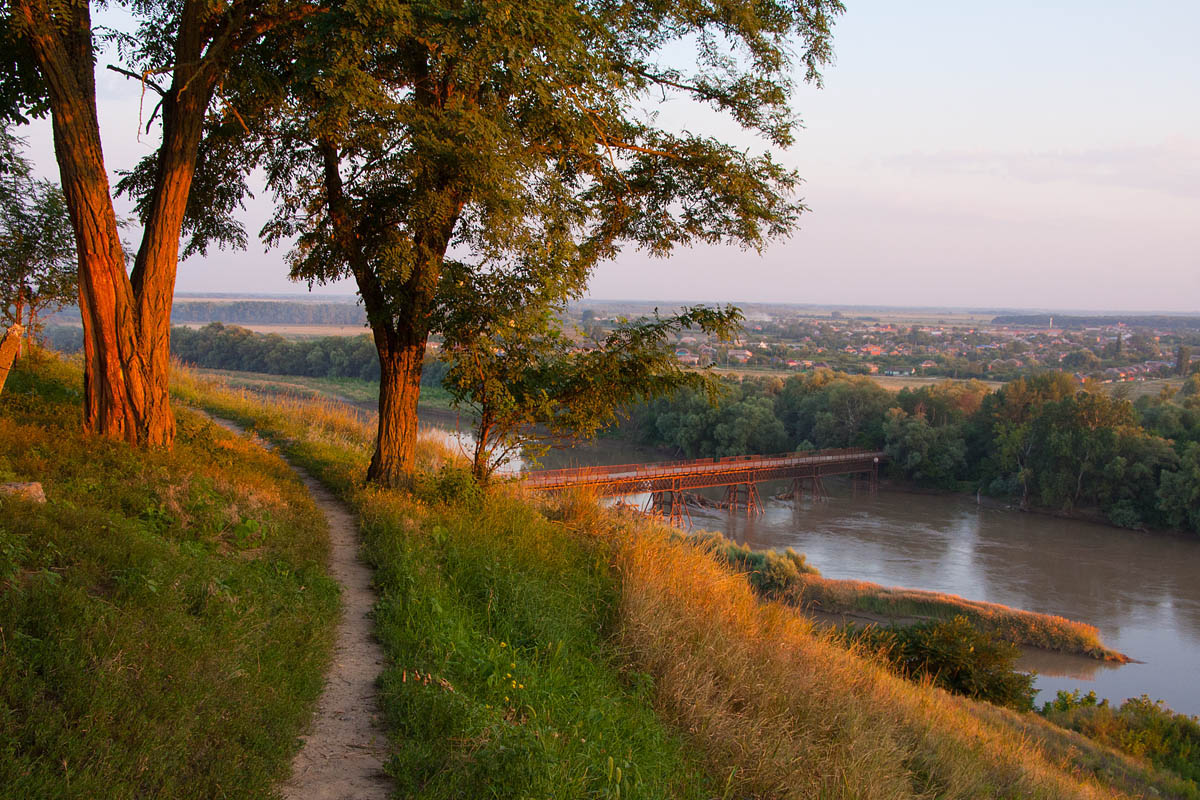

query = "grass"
(776, 573), (1128, 661)
(172, 367), (717, 798)
(1041, 690), (1200, 796)
(687, 529), (1125, 662)
(0, 352), (339, 799)
(174, 364), (1185, 799)
(192, 367), (461, 414)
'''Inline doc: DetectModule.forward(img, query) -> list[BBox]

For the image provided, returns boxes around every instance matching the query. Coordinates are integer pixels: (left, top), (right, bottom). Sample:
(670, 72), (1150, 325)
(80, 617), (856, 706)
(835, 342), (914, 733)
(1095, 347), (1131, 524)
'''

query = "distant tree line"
(45, 323), (448, 386)
(627, 370), (1200, 534)
(171, 301), (367, 326)
(993, 314), (1200, 332)
(50, 301), (369, 327)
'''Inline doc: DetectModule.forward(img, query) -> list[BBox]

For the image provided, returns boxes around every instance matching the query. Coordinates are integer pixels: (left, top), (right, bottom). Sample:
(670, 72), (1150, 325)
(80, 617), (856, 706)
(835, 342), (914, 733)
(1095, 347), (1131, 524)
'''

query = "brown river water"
(419, 420), (1200, 717)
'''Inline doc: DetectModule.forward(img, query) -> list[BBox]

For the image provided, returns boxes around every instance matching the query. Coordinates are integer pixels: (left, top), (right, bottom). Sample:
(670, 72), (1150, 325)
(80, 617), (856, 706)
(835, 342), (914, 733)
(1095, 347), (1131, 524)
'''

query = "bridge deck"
(523, 447), (886, 495)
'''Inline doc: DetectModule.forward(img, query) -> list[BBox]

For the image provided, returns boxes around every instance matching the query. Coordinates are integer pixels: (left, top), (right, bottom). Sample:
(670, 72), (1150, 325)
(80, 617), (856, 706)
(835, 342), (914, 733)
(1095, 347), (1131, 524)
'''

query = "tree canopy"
(213, 0), (846, 485)
(436, 271), (743, 479)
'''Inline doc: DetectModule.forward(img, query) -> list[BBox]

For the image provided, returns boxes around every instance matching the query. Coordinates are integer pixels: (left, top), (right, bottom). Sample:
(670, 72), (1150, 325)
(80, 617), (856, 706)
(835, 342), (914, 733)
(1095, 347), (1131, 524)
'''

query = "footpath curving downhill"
(208, 416), (392, 800)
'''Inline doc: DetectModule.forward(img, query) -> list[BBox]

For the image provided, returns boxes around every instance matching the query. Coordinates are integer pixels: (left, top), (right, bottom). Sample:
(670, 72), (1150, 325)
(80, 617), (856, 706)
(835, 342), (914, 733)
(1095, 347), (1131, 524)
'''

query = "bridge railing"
(522, 447), (884, 488)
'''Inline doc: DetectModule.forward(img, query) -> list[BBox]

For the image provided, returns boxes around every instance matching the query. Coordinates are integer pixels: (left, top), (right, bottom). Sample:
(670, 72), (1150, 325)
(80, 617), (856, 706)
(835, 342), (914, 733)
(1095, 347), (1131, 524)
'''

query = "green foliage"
(633, 378), (789, 458)
(1041, 690), (1200, 792)
(883, 408), (966, 490)
(634, 365), (1200, 533)
(848, 617), (1036, 711)
(438, 275), (744, 479)
(0, 125), (75, 337)
(690, 532), (820, 594)
(776, 370), (894, 449)
(1157, 443), (1200, 532)
(0, 355), (339, 799)
(212, 0), (846, 483)
(413, 465), (483, 508)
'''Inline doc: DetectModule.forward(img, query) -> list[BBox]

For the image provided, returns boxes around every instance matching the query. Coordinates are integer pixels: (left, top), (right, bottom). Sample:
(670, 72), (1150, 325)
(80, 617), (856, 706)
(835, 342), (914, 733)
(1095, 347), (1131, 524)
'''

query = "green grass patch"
(0, 353), (339, 800)
(193, 367), (460, 413)
(174, 370), (717, 798)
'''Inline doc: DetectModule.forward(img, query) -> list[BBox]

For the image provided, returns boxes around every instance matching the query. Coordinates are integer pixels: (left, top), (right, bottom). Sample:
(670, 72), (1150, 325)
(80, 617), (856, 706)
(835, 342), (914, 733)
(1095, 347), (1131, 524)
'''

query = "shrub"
(847, 616), (1036, 711)
(1042, 690), (1200, 789)
(413, 464), (483, 507)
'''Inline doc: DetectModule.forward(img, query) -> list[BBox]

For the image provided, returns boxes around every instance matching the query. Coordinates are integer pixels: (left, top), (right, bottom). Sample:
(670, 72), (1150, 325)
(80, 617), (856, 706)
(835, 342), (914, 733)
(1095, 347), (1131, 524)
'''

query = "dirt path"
(207, 415), (392, 799)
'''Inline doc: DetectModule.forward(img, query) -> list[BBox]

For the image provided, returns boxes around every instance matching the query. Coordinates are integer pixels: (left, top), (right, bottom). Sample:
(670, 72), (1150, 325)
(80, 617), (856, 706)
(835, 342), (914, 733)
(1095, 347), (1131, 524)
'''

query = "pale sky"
(18, 0), (1200, 312)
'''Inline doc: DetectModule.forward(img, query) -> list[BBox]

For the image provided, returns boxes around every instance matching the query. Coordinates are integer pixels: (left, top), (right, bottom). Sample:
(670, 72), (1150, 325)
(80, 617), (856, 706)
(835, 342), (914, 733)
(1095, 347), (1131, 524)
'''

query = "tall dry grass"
(782, 573), (1126, 661)
(600, 519), (1164, 799)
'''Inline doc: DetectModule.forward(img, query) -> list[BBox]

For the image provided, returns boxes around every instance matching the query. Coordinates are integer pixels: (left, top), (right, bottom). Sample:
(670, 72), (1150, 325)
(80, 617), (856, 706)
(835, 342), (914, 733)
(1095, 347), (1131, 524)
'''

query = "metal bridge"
(522, 447), (886, 525)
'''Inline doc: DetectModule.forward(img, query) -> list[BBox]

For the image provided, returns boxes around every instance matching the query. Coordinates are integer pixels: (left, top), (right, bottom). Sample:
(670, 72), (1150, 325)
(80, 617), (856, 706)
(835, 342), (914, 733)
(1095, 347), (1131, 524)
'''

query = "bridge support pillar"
(809, 475), (828, 502)
(724, 483), (763, 516)
(646, 479), (691, 528)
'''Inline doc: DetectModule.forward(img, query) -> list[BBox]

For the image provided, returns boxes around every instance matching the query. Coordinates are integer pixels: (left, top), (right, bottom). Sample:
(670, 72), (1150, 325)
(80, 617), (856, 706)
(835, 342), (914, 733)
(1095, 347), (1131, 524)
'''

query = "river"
(417, 415), (1200, 717)
(531, 437), (1200, 717)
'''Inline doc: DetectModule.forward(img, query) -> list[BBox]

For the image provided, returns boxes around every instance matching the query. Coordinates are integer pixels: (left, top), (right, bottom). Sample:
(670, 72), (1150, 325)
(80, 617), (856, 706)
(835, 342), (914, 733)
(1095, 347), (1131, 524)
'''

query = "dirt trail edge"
(208, 415), (392, 799)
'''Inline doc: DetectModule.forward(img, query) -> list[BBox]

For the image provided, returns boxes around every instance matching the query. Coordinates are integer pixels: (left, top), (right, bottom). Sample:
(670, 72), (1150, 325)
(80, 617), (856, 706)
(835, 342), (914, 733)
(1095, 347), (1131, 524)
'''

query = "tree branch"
(105, 64), (167, 96)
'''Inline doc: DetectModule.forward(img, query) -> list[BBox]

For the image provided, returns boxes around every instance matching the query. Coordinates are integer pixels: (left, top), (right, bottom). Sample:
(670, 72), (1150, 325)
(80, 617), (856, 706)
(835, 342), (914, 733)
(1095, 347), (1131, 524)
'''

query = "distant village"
(572, 306), (1200, 384)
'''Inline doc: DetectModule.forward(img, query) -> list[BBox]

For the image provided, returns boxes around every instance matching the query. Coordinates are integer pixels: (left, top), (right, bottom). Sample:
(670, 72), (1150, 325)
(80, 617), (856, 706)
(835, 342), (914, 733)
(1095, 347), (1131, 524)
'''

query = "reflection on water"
(703, 480), (1200, 716)
(1017, 648), (1127, 682)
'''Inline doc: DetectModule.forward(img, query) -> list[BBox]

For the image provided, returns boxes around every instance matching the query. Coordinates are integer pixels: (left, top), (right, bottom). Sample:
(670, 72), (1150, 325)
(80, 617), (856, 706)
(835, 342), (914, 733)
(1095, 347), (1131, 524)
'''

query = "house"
(728, 349), (754, 364)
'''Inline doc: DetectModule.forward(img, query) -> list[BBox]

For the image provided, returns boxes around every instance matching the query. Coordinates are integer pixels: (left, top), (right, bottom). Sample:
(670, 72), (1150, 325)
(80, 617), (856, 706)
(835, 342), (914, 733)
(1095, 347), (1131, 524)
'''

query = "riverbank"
(173, 364), (1187, 799)
(692, 533), (1128, 662)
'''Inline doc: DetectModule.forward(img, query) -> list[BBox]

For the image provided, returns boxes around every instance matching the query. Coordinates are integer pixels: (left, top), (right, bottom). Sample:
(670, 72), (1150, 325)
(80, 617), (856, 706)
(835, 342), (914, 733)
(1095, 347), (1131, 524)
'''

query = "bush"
(413, 465), (483, 507)
(688, 532), (820, 595)
(847, 616), (1036, 711)
(1041, 690), (1200, 789)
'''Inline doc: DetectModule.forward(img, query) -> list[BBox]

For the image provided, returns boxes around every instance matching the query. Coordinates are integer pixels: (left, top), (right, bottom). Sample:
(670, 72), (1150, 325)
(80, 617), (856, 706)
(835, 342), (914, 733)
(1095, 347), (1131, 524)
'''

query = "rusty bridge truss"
(522, 447), (886, 526)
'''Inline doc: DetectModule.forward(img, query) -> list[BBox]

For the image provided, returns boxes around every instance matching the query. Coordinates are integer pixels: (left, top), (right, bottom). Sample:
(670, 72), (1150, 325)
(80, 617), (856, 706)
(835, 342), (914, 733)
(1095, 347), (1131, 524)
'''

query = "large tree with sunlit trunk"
(0, 0), (308, 446)
(244, 0), (844, 487)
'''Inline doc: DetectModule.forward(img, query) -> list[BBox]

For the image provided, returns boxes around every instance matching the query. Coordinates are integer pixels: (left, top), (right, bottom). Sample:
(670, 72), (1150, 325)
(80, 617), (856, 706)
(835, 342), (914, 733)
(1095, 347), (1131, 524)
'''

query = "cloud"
(887, 139), (1200, 199)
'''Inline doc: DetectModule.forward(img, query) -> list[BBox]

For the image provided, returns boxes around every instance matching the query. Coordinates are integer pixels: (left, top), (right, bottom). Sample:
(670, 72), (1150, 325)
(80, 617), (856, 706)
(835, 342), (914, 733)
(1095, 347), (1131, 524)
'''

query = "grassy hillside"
(175, 368), (1195, 799)
(0, 354), (338, 799)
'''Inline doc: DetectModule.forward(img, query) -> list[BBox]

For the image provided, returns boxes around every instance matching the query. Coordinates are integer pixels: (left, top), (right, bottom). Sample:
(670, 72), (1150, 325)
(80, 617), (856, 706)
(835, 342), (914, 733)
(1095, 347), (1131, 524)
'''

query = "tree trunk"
(14, 0), (222, 447)
(472, 415), (495, 483)
(13, 287), (25, 357)
(368, 326), (427, 487)
(318, 137), (458, 487)
(0, 325), (24, 395)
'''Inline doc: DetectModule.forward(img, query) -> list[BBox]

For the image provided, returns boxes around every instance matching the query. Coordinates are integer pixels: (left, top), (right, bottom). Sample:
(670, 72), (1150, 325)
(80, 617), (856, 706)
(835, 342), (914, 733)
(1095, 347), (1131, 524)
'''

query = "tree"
(1061, 349), (1100, 371)
(438, 276), (741, 481)
(1, 128), (76, 344)
(1158, 443), (1200, 534)
(883, 408), (967, 490)
(252, 0), (844, 486)
(3, 0), (310, 445)
(1177, 345), (1192, 377)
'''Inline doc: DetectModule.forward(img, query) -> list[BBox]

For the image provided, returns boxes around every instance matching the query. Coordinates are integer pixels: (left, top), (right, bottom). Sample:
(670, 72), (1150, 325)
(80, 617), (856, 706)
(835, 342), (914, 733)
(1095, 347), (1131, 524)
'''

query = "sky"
(18, 0), (1200, 312)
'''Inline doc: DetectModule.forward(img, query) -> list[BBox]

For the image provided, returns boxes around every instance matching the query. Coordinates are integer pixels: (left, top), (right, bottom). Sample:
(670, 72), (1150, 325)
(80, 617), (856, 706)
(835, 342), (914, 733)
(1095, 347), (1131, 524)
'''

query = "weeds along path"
(206, 415), (392, 800)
